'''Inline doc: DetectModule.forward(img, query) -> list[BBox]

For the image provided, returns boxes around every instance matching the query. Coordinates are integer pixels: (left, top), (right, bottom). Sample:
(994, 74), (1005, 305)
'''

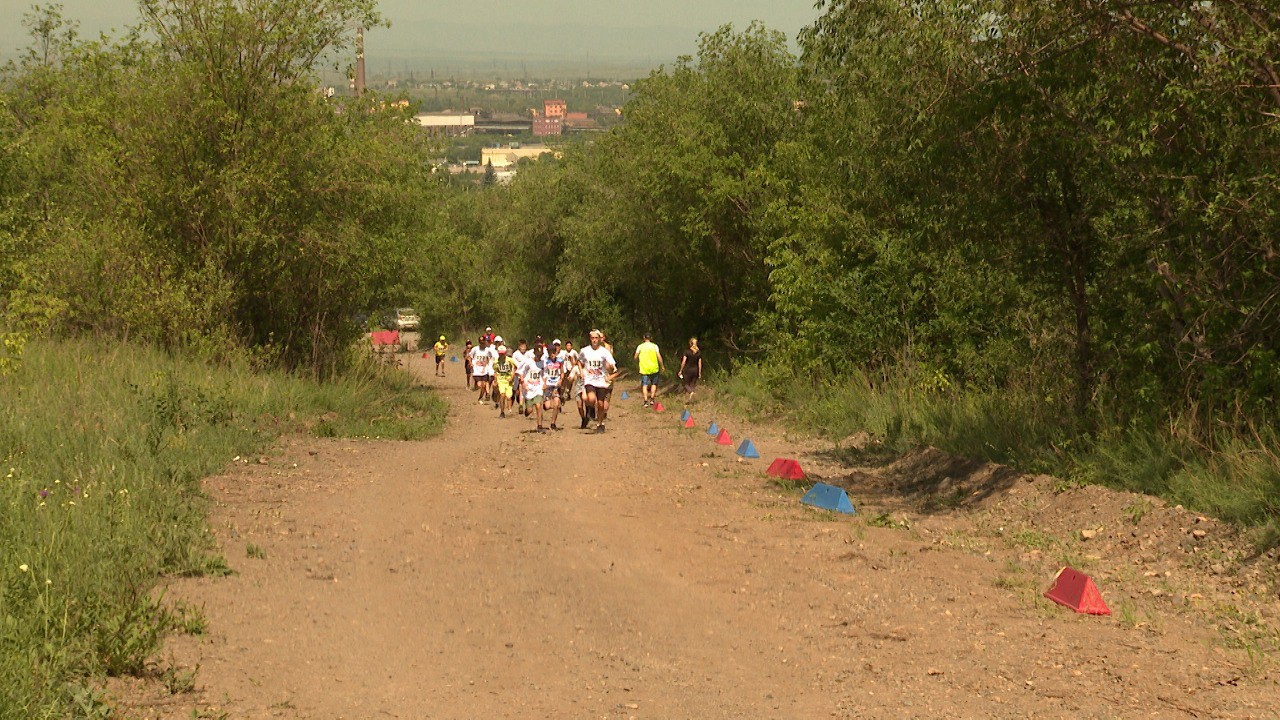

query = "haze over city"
(2, 0), (824, 70)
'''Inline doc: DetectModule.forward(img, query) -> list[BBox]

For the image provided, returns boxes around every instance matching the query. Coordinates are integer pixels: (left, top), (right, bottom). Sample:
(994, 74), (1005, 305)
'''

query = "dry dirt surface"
(116, 354), (1280, 719)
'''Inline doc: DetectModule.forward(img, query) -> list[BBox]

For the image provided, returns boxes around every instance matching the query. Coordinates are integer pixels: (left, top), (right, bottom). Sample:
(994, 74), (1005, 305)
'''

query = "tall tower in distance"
(354, 26), (367, 97)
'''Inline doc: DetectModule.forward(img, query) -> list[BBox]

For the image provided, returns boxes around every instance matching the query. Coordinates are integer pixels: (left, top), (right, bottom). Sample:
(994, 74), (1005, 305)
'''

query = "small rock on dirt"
(1191, 529), (1207, 540)
(1080, 529), (1097, 540)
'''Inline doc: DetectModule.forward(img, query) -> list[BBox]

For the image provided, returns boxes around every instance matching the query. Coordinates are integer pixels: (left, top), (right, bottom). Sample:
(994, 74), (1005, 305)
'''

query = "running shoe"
(580, 417), (589, 429)
(549, 423), (559, 430)
(596, 424), (606, 434)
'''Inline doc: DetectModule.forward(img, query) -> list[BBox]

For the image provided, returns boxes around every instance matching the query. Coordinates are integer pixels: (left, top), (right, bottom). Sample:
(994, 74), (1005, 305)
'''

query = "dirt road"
(122, 355), (1279, 718)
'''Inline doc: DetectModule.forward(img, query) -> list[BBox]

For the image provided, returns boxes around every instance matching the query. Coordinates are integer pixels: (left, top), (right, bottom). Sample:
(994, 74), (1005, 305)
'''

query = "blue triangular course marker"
(736, 439), (760, 459)
(621, 391), (630, 400)
(681, 409), (691, 422)
(707, 422), (719, 436)
(801, 482), (857, 515)
(450, 356), (458, 362)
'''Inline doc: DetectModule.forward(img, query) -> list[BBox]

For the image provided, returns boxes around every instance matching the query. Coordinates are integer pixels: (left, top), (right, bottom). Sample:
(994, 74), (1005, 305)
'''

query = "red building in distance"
(532, 117), (563, 137)
(544, 99), (567, 119)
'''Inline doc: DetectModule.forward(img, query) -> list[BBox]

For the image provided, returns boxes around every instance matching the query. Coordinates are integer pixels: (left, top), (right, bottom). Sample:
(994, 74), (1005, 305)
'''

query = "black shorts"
(588, 384), (612, 401)
(435, 354), (445, 363)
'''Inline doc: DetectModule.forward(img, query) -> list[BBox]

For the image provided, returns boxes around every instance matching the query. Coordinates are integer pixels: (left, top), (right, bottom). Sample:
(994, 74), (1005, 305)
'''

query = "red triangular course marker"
(716, 428), (733, 446)
(683, 416), (696, 428)
(422, 353), (430, 359)
(767, 458), (806, 480)
(653, 402), (665, 413)
(1044, 567), (1111, 615)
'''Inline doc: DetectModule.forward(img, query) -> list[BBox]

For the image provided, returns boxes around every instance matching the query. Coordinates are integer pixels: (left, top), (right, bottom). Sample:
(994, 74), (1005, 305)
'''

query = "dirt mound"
(830, 444), (1280, 657)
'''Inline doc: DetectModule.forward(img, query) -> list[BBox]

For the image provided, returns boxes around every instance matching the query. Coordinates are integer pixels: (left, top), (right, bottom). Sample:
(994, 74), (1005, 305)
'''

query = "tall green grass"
(718, 362), (1280, 530)
(0, 340), (445, 718)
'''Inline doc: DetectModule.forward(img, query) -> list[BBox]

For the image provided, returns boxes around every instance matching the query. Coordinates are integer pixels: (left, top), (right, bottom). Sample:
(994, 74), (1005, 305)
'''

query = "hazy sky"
(1, 1), (824, 67)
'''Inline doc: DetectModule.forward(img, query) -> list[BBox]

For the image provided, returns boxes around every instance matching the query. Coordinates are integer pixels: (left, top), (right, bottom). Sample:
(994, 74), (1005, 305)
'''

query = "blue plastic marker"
(801, 483), (857, 515)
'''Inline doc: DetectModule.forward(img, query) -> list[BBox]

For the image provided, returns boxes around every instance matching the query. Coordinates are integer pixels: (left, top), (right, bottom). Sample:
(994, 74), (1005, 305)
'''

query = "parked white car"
(389, 307), (419, 332)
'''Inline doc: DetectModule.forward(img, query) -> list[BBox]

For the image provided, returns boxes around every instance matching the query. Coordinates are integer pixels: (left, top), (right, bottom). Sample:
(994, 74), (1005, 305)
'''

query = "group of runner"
(437, 326), (705, 433)
(461, 327), (620, 434)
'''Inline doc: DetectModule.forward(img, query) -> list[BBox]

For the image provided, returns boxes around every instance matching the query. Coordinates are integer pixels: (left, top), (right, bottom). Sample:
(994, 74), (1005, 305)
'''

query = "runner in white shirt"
(518, 346), (548, 433)
(468, 337), (498, 403)
(541, 339), (567, 430)
(580, 329), (618, 434)
(510, 338), (529, 408)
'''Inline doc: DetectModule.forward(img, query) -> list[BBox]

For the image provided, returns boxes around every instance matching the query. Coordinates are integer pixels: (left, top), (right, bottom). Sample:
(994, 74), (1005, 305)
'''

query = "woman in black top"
(678, 337), (702, 397)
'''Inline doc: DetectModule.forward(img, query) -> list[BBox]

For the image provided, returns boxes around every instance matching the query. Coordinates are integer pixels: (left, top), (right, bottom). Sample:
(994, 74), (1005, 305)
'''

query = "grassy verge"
(0, 339), (445, 718)
(717, 362), (1280, 537)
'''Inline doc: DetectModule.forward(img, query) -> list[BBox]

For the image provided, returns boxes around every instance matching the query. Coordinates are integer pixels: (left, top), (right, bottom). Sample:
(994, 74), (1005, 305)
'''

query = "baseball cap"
(552, 338), (561, 346)
(485, 326), (492, 331)
(589, 329), (602, 338)
(439, 335), (446, 341)
(494, 335), (504, 343)
(497, 345), (508, 354)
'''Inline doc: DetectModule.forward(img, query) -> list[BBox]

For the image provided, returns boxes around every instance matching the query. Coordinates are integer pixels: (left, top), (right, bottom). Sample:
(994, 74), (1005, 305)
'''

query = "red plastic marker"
(1044, 567), (1111, 615)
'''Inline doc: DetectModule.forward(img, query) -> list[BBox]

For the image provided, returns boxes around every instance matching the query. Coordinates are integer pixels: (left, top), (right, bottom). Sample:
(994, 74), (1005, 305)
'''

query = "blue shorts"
(641, 373), (661, 387)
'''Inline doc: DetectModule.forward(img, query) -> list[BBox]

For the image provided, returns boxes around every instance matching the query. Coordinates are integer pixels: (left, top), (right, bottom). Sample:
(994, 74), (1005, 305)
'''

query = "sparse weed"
(171, 602), (208, 636)
(1115, 601), (1143, 627)
(1123, 499), (1152, 525)
(1009, 528), (1058, 551)
(162, 664), (200, 695)
(245, 544), (266, 560)
(867, 512), (911, 530)
(769, 477), (806, 495)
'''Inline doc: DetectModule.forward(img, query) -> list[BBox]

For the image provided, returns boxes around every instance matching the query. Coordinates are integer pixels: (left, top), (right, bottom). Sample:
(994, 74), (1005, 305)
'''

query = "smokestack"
(355, 26), (367, 97)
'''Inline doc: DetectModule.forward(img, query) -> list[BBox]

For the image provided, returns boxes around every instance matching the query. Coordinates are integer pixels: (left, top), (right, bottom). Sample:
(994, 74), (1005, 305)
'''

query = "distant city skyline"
(1, 0), (823, 70)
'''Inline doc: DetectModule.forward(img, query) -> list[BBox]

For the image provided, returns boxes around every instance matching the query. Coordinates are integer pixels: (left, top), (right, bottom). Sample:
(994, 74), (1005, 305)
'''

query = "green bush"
(0, 339), (445, 717)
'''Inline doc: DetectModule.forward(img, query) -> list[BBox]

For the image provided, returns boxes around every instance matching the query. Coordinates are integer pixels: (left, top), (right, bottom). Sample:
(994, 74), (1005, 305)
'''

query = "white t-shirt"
(518, 358), (545, 399)
(511, 349), (530, 367)
(542, 353), (565, 387)
(579, 345), (616, 388)
(469, 346), (497, 377)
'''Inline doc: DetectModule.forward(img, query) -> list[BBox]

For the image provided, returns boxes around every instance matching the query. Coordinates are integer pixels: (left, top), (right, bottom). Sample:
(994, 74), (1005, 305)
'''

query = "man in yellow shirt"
(633, 333), (664, 408)
(432, 335), (449, 376)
